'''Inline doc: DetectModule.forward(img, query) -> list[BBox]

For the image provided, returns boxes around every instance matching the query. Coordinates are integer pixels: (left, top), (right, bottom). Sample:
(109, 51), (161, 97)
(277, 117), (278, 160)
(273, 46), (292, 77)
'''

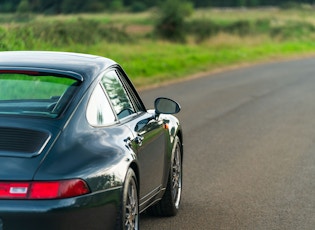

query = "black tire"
(148, 136), (182, 216)
(117, 168), (139, 230)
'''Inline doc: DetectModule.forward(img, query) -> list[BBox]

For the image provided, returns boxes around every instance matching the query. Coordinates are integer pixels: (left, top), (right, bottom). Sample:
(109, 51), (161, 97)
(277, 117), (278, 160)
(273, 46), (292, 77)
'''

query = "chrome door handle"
(124, 137), (132, 148)
(134, 135), (144, 146)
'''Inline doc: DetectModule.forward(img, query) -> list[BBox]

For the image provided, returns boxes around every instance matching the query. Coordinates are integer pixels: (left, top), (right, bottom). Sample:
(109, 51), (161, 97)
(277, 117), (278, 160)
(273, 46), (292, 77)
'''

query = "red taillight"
(0, 182), (29, 199)
(0, 179), (90, 199)
(29, 181), (62, 199)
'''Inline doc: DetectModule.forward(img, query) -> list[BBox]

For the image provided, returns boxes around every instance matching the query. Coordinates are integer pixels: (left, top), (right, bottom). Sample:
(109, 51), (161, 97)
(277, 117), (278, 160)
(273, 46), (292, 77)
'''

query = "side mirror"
(154, 97), (181, 115)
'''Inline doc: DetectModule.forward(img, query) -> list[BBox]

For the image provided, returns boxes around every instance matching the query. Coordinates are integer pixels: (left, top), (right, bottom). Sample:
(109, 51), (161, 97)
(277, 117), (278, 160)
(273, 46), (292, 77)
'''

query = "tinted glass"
(86, 84), (116, 126)
(101, 70), (135, 119)
(0, 72), (79, 118)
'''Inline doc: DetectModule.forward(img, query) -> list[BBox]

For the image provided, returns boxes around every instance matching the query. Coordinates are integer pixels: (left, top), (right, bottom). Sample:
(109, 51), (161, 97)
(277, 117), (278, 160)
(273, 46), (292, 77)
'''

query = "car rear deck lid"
(0, 127), (50, 157)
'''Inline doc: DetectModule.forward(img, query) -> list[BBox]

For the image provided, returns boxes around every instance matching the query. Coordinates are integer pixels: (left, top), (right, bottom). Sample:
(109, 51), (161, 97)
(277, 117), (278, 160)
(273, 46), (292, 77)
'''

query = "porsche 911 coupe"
(0, 51), (183, 230)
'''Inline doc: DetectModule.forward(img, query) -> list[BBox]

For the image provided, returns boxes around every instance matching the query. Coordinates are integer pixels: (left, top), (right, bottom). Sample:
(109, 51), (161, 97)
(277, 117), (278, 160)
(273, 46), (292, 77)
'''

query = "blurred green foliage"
(0, 19), (131, 50)
(0, 7), (315, 87)
(154, 0), (193, 42)
(1, 0), (315, 14)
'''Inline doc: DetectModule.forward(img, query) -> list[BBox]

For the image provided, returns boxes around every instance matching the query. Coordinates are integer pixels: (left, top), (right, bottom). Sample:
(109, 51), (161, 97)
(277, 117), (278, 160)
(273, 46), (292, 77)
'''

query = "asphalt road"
(139, 57), (315, 230)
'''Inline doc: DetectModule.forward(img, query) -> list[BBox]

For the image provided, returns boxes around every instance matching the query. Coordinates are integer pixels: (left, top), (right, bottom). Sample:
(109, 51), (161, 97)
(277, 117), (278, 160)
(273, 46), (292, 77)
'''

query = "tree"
(110, 0), (124, 11)
(237, 0), (247, 6)
(16, 0), (32, 20)
(248, 0), (260, 6)
(17, 0), (30, 13)
(155, 0), (193, 42)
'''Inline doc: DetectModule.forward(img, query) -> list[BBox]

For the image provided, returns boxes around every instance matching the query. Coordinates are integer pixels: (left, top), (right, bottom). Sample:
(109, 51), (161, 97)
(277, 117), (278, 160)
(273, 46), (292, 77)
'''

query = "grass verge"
(71, 36), (315, 88)
(1, 8), (315, 88)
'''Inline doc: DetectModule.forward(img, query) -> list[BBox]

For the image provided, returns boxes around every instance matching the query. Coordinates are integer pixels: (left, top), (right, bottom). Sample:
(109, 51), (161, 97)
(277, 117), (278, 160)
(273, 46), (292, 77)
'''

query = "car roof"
(0, 51), (117, 81)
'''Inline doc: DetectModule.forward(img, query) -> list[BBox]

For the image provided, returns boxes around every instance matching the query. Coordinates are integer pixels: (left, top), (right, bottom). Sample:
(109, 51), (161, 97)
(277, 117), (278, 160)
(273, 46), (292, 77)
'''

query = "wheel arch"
(129, 161), (140, 193)
(176, 129), (184, 162)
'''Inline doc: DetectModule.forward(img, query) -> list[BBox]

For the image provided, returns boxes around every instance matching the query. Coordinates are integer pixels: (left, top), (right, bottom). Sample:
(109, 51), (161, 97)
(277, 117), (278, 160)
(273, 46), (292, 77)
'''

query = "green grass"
(2, 8), (315, 88)
(55, 39), (314, 88)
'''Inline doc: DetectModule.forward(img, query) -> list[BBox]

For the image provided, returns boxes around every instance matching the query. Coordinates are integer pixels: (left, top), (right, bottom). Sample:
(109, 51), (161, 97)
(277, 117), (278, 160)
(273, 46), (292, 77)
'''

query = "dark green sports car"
(0, 51), (183, 230)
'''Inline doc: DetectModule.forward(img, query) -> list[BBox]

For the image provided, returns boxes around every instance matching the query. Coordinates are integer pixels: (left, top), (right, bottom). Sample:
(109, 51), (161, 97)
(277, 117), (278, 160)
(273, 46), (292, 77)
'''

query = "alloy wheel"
(125, 178), (138, 230)
(171, 143), (182, 209)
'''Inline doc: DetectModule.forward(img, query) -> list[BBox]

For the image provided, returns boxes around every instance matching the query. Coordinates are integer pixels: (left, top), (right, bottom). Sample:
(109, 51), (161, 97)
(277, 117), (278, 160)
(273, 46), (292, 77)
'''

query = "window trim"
(86, 66), (147, 127)
(101, 68), (141, 121)
(112, 66), (146, 113)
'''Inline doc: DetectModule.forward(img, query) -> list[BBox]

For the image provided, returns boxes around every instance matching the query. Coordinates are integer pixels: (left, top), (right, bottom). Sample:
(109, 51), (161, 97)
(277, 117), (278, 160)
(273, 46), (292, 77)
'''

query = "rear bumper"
(0, 187), (121, 230)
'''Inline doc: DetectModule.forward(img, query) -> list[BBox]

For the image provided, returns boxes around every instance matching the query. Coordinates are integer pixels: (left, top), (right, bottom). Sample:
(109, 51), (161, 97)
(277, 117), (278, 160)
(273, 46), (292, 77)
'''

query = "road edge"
(139, 52), (315, 92)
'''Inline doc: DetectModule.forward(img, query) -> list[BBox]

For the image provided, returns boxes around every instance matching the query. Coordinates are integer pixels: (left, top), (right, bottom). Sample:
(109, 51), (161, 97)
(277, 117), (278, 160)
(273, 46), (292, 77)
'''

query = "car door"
(125, 112), (167, 201)
(101, 68), (167, 201)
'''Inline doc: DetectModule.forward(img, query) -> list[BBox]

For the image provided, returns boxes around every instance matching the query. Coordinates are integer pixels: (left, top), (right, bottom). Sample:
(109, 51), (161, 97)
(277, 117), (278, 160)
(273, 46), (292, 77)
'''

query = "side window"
(86, 84), (116, 126)
(101, 70), (135, 119)
(116, 70), (146, 113)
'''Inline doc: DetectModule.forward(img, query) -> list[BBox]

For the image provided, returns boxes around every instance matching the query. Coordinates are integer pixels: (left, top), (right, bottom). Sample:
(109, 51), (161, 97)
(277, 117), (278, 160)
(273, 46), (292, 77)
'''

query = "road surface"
(139, 57), (315, 230)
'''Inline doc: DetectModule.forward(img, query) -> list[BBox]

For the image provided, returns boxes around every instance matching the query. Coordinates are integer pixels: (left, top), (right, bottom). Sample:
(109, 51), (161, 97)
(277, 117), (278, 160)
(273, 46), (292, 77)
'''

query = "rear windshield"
(0, 72), (80, 118)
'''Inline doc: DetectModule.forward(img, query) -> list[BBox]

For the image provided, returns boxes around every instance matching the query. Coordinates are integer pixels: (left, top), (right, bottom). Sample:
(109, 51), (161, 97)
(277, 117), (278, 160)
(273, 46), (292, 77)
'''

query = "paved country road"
(139, 57), (315, 230)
